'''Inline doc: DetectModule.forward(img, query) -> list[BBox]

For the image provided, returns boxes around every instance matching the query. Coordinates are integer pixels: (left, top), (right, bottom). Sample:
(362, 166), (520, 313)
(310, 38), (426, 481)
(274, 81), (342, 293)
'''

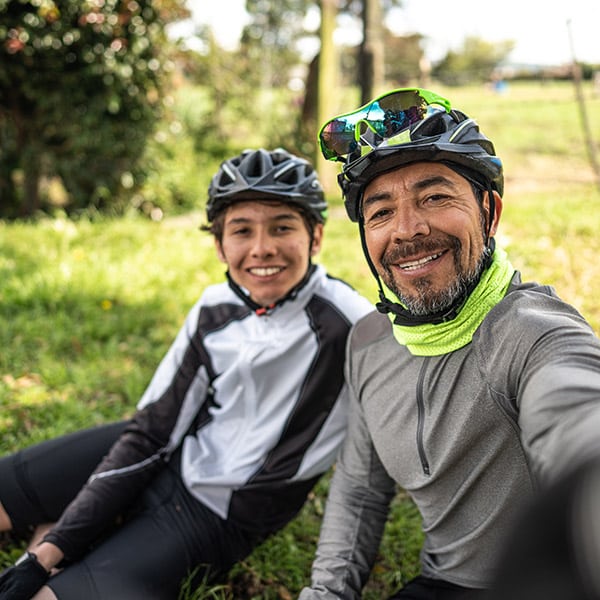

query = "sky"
(175, 0), (600, 66)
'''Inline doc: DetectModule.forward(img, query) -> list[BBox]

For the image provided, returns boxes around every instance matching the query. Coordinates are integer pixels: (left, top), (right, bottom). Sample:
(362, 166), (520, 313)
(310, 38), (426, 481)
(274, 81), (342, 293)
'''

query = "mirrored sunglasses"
(318, 88), (452, 162)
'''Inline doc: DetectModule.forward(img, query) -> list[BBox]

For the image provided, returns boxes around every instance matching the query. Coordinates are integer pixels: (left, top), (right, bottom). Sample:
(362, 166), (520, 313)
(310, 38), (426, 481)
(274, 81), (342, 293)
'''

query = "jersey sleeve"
(44, 299), (213, 560)
(517, 314), (600, 483)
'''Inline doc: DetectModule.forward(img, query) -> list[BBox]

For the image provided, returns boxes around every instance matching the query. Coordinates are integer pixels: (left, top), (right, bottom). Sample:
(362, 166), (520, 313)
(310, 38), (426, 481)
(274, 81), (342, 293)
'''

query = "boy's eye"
(231, 227), (250, 235)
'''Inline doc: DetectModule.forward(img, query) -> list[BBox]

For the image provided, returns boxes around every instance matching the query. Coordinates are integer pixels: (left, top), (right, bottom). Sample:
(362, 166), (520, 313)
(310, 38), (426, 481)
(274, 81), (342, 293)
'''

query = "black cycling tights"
(0, 421), (128, 536)
(388, 576), (486, 599)
(0, 423), (266, 600)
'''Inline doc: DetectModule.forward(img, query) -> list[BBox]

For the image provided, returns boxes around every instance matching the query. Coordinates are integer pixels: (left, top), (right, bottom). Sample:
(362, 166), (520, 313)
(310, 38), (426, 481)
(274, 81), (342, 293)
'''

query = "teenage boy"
(0, 148), (373, 600)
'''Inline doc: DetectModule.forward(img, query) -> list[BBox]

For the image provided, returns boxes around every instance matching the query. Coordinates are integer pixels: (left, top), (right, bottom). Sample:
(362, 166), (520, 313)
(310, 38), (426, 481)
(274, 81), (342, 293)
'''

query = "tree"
(316, 0), (338, 193)
(357, 0), (383, 103)
(0, 0), (188, 218)
(337, 0), (402, 102)
(432, 36), (515, 86)
(241, 0), (306, 89)
(384, 32), (425, 86)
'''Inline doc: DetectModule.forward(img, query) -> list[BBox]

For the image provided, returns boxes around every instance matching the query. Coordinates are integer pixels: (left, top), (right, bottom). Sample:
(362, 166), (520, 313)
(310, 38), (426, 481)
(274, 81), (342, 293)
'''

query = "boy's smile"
(216, 201), (323, 307)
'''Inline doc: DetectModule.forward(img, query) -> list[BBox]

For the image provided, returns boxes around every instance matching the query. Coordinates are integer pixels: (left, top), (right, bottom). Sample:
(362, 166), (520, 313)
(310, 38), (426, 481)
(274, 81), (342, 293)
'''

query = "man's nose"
(391, 204), (430, 241)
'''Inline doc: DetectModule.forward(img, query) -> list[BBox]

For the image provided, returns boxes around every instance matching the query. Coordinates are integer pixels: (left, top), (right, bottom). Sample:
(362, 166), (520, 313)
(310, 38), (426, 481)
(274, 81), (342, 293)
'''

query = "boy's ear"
(310, 223), (324, 257)
(214, 239), (227, 264)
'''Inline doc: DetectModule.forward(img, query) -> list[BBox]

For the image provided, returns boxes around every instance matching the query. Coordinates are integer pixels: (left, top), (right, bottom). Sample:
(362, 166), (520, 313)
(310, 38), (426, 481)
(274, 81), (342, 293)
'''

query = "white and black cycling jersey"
(45, 265), (374, 560)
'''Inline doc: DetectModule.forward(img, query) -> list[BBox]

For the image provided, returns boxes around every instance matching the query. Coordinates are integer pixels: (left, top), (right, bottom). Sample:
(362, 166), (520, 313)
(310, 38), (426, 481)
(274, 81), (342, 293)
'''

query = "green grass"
(1, 81), (600, 598)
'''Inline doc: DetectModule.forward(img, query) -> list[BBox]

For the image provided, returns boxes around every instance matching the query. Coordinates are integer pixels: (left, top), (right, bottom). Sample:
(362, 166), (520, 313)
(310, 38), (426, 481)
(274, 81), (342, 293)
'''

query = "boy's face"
(215, 201), (323, 307)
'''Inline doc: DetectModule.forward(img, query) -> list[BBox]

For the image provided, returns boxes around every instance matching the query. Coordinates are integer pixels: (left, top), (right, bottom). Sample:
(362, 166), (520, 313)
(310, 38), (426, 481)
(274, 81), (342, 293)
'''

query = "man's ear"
(310, 223), (324, 257)
(484, 190), (503, 237)
(214, 239), (227, 264)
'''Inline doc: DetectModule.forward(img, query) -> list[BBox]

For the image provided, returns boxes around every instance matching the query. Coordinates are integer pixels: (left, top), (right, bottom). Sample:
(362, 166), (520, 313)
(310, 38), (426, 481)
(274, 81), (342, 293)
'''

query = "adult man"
(299, 88), (600, 599)
(0, 148), (373, 600)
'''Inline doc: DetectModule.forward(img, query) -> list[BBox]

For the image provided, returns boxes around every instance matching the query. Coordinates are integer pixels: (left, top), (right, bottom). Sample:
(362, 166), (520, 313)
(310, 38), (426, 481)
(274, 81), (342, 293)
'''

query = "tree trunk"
(317, 0), (339, 195)
(299, 54), (319, 151)
(359, 0), (384, 104)
(0, 127), (18, 214)
(21, 144), (41, 217)
(13, 110), (41, 217)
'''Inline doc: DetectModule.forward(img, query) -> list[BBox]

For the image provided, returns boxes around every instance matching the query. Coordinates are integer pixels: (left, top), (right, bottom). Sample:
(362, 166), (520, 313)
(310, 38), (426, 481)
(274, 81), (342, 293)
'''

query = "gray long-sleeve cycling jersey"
(300, 275), (600, 598)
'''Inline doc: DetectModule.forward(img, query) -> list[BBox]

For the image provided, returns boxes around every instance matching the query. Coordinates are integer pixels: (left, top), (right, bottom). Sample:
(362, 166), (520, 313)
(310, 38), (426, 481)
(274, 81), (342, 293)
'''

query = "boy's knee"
(32, 585), (59, 600)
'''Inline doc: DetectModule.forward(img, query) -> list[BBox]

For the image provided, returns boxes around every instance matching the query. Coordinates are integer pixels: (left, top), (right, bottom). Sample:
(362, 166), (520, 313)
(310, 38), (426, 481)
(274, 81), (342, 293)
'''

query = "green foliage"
(0, 0), (186, 218)
(242, 0), (306, 88)
(132, 78), (312, 216)
(135, 86), (222, 218)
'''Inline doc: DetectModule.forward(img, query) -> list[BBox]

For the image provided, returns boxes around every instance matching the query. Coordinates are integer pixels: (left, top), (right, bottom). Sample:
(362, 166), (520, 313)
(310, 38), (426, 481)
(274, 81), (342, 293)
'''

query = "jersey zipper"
(416, 359), (431, 476)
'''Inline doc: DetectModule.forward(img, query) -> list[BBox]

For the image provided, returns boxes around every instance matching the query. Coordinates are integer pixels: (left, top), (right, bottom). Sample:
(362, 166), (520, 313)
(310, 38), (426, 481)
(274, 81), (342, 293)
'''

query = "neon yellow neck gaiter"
(384, 247), (515, 356)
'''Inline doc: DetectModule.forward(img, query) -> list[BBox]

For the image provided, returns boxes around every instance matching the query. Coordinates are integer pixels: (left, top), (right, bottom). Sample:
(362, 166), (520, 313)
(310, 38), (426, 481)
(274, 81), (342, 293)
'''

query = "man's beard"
(380, 236), (488, 317)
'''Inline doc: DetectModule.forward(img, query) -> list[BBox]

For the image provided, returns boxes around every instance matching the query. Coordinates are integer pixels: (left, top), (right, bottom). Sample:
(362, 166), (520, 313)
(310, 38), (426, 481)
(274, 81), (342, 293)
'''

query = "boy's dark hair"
(204, 148), (327, 235)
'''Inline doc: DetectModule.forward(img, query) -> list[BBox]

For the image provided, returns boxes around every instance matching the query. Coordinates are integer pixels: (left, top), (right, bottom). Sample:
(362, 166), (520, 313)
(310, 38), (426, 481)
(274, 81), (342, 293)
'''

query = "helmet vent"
(448, 118), (476, 143)
(244, 153), (264, 178)
(207, 148), (327, 223)
(412, 111), (448, 138)
(275, 162), (300, 185)
(219, 163), (236, 185)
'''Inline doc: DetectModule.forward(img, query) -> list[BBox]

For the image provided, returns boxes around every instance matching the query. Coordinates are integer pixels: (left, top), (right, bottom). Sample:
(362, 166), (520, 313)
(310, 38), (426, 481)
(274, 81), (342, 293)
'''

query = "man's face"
(215, 201), (322, 307)
(361, 162), (501, 316)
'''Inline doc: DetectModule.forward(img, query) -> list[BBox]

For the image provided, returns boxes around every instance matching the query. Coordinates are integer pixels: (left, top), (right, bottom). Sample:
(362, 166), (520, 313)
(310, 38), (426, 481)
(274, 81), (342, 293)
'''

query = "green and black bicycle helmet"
(206, 148), (327, 224)
(338, 108), (504, 222)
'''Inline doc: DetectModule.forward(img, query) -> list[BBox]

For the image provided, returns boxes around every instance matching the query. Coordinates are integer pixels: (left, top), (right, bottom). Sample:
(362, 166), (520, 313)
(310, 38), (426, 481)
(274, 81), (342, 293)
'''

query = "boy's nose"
(251, 231), (276, 256)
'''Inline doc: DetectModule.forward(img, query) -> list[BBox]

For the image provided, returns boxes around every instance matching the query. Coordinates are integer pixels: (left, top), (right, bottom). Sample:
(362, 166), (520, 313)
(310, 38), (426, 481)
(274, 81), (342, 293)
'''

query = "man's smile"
(397, 251), (446, 271)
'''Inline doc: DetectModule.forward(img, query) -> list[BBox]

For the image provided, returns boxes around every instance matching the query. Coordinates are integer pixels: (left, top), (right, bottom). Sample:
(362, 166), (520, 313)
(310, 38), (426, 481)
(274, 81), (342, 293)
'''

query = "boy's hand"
(0, 552), (49, 599)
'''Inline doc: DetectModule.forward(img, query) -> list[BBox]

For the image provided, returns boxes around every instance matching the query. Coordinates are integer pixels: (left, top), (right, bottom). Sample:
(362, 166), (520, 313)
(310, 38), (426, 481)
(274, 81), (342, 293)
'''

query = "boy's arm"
(42, 302), (213, 562)
(41, 398), (180, 561)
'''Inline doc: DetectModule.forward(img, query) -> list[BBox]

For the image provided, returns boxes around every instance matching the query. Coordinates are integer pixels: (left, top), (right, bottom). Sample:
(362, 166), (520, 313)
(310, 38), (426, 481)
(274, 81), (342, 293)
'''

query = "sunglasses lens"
(319, 89), (450, 161)
(320, 120), (359, 160)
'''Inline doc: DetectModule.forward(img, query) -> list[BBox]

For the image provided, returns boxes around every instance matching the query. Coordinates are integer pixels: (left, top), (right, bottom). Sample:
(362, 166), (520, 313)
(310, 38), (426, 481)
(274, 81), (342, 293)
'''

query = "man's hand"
(0, 552), (49, 600)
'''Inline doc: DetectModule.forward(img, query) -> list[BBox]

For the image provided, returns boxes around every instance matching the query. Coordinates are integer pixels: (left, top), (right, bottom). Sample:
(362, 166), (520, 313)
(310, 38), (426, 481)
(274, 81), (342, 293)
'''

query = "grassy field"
(1, 81), (600, 598)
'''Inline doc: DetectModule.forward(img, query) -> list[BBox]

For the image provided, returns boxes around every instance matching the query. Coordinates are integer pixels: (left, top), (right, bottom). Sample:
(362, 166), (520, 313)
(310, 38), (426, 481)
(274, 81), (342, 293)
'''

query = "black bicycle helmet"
(207, 148), (327, 223)
(338, 109), (504, 222)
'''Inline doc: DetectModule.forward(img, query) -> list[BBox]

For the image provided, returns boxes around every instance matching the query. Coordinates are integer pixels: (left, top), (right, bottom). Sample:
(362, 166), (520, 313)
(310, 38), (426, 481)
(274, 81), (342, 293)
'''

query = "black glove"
(0, 552), (49, 600)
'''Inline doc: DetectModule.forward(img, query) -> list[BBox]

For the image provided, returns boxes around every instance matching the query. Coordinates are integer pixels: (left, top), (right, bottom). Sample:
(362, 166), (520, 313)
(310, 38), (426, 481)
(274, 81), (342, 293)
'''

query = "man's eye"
(366, 208), (391, 222)
(425, 193), (450, 203)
